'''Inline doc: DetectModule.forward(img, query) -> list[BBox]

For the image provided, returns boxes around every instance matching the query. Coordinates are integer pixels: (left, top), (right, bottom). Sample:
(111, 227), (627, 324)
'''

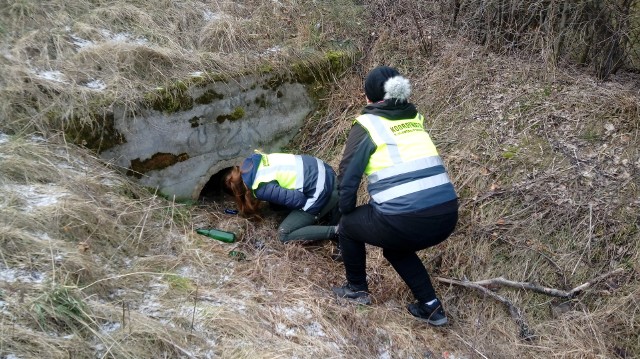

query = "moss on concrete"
(61, 50), (356, 159)
(290, 50), (355, 85)
(189, 116), (200, 128)
(216, 107), (245, 123)
(138, 71), (241, 115)
(195, 89), (224, 105)
(254, 94), (268, 108)
(146, 82), (194, 114)
(63, 112), (126, 154)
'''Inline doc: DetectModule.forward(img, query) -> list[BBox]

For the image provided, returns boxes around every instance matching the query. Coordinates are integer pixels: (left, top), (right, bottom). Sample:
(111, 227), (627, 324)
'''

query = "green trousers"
(277, 185), (339, 243)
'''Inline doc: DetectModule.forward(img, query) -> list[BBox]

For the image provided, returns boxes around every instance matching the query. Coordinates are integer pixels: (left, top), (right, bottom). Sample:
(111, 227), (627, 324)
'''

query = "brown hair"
(224, 166), (262, 218)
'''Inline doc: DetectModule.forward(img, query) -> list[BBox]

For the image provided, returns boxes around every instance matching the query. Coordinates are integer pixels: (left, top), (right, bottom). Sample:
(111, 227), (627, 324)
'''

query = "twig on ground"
(450, 330), (490, 359)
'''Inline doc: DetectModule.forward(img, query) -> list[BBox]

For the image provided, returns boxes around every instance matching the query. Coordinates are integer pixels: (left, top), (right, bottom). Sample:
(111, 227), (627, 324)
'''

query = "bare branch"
(437, 276), (535, 340)
(441, 267), (624, 298)
(435, 268), (624, 340)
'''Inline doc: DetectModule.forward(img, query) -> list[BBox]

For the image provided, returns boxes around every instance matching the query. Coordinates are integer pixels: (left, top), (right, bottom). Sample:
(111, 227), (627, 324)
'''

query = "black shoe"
(332, 283), (371, 305)
(407, 299), (448, 326)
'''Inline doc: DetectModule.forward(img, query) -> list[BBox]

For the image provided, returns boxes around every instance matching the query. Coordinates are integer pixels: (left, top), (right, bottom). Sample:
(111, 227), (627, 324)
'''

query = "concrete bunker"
(95, 52), (355, 201)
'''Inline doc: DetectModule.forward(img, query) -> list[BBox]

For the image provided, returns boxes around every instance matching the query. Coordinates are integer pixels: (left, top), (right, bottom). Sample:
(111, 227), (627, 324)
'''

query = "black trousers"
(339, 204), (458, 303)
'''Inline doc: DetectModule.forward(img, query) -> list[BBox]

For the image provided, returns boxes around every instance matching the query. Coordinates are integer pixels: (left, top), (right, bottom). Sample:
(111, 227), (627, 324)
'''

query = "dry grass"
(0, 0), (366, 135)
(1, 1), (639, 358)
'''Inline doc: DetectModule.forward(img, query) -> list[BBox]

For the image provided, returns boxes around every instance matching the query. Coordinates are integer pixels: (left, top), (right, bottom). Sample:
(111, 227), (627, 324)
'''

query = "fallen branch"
(436, 277), (534, 340)
(445, 267), (624, 299)
(435, 267), (624, 340)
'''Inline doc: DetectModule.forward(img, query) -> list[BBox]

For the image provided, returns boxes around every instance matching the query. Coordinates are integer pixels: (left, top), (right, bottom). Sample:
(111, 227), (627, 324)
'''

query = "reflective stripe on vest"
(302, 157), (326, 211)
(252, 153), (304, 191)
(371, 173), (450, 203)
(356, 114), (451, 204)
(368, 156), (444, 184)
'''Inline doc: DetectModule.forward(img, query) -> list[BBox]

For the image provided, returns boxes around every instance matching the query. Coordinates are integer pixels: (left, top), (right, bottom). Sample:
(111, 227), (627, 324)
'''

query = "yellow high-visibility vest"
(252, 153), (304, 191)
(355, 114), (453, 206)
(251, 153), (328, 212)
(357, 114), (440, 176)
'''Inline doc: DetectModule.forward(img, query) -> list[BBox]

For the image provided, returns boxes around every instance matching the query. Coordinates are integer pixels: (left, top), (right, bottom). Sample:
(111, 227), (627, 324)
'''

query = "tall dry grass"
(0, 0), (366, 136)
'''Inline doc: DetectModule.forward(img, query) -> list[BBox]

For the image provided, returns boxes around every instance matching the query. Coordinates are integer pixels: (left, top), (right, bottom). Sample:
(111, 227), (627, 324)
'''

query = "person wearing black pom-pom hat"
(332, 66), (459, 326)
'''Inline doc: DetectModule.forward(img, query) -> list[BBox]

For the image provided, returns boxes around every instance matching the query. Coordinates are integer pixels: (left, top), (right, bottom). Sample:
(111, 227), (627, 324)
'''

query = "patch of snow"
(70, 34), (94, 49)
(275, 322), (296, 337)
(205, 338), (217, 350)
(0, 133), (9, 144)
(139, 299), (163, 317)
(304, 321), (325, 337)
(262, 46), (282, 55)
(84, 79), (106, 91)
(217, 274), (232, 285)
(442, 352), (470, 359)
(99, 321), (121, 333)
(34, 70), (68, 84)
(0, 266), (45, 284)
(177, 266), (195, 277)
(6, 184), (69, 211)
(190, 71), (204, 77)
(107, 289), (126, 301)
(100, 178), (122, 187)
(33, 232), (53, 241)
(93, 343), (106, 355)
(100, 29), (148, 45)
(203, 10), (218, 21)
(139, 278), (170, 317)
(281, 304), (312, 320)
(29, 135), (46, 142)
(604, 123), (615, 133)
(1, 49), (15, 61)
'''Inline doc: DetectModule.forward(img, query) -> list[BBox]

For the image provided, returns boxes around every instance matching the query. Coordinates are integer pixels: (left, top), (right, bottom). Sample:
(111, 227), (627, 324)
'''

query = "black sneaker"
(407, 299), (448, 326)
(332, 283), (371, 305)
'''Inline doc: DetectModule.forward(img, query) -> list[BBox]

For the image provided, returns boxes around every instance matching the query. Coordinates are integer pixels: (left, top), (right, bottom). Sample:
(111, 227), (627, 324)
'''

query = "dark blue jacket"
(241, 153), (336, 215)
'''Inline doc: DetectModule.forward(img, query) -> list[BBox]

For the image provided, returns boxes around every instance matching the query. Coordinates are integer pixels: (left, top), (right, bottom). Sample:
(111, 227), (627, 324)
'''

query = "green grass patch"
(31, 286), (92, 333)
(166, 274), (194, 292)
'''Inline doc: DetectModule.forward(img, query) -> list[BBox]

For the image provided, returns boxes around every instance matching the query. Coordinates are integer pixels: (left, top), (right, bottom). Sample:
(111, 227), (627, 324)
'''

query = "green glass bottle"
(196, 228), (235, 243)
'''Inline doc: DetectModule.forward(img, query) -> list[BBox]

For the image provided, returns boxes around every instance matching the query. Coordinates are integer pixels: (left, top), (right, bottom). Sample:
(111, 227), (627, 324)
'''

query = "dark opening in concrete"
(199, 166), (234, 201)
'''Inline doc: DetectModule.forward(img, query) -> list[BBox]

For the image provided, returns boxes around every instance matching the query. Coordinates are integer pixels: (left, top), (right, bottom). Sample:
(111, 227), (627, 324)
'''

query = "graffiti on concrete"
(187, 121), (265, 158)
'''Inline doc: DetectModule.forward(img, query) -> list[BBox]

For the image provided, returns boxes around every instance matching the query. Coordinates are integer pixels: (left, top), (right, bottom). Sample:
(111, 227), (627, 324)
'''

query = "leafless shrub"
(435, 0), (640, 80)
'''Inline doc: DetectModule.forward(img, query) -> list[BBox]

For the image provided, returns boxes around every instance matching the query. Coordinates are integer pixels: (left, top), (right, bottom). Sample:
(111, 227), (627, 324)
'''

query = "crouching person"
(333, 66), (459, 326)
(225, 152), (339, 243)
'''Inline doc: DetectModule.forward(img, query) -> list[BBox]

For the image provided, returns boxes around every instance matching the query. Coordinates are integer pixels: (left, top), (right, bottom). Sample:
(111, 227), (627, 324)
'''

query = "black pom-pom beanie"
(364, 66), (400, 102)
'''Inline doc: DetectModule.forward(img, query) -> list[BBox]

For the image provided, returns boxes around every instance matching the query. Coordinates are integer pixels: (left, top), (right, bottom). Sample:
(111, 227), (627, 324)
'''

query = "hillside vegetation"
(1, 1), (639, 358)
